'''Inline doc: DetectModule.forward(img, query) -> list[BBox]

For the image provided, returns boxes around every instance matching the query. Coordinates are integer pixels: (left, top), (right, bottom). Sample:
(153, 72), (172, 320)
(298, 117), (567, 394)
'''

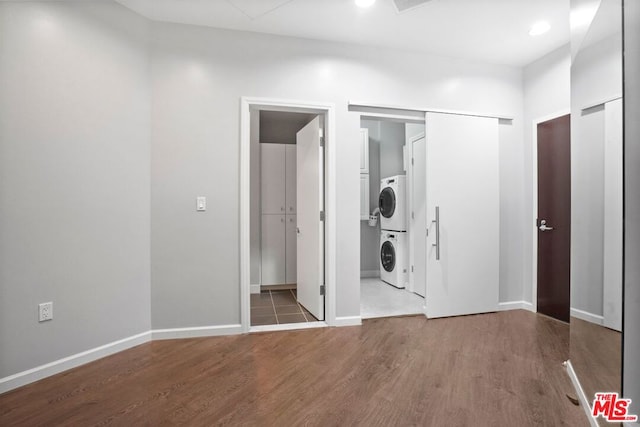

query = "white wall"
(522, 45), (571, 305)
(149, 21), (525, 327)
(623, 0), (640, 411)
(0, 2), (151, 378)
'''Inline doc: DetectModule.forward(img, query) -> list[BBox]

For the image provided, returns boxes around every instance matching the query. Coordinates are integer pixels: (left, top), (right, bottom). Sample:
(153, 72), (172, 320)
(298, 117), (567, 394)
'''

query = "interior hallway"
(0, 311), (586, 426)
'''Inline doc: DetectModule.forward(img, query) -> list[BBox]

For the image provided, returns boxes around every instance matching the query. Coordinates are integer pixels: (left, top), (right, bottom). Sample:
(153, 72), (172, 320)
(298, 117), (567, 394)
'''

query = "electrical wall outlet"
(39, 302), (53, 322)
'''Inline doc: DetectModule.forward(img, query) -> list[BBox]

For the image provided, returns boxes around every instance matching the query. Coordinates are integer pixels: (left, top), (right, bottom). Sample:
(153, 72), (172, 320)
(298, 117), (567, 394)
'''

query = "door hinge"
(411, 265), (414, 272)
(411, 158), (414, 165)
(411, 211), (415, 219)
(320, 284), (325, 296)
(319, 129), (325, 147)
(320, 211), (325, 221)
(320, 136), (325, 147)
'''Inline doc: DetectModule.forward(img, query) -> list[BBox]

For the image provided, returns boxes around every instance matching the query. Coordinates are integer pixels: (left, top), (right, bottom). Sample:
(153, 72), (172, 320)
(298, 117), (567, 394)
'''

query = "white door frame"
(240, 97), (337, 332)
(531, 110), (570, 313)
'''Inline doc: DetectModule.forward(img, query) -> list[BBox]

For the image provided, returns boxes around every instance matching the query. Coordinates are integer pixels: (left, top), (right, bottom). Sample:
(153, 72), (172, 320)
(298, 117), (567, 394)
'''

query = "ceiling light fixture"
(529, 21), (551, 36)
(355, 0), (376, 8)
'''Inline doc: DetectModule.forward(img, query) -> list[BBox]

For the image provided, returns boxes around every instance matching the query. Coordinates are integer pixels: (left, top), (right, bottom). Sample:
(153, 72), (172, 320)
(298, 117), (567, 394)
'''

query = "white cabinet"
(261, 214), (286, 285)
(261, 144), (286, 214)
(360, 128), (369, 173)
(360, 174), (370, 220)
(260, 143), (297, 285)
(285, 145), (296, 214)
(285, 215), (297, 284)
(360, 128), (370, 220)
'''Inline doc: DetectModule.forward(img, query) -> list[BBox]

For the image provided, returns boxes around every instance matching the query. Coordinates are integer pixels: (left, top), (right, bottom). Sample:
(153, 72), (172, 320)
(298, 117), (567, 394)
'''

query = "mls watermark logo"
(592, 392), (638, 423)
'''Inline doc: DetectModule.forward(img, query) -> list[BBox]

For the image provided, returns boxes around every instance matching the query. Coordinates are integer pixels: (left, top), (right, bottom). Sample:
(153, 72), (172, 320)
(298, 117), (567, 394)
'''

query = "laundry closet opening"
(359, 115), (426, 319)
(249, 108), (327, 327)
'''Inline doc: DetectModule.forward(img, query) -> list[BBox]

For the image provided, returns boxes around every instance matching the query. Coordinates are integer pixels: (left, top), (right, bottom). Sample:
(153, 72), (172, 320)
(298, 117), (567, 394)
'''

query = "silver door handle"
(539, 220), (554, 231)
(431, 206), (440, 261)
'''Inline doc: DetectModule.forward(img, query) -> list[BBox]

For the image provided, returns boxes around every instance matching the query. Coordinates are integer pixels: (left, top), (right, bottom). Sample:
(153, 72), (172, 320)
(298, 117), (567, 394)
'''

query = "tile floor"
(360, 277), (425, 319)
(250, 289), (319, 326)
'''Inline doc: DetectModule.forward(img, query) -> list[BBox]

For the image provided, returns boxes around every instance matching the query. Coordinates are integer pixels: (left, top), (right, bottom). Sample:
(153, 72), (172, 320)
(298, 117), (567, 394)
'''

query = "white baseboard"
(151, 324), (243, 340)
(250, 284), (261, 294)
(571, 308), (604, 325)
(566, 360), (598, 427)
(0, 331), (151, 395)
(334, 316), (362, 327)
(360, 270), (380, 278)
(498, 301), (535, 312)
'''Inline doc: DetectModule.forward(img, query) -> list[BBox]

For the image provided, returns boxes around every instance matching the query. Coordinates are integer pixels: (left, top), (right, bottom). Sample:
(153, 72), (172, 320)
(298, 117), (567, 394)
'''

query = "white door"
(411, 134), (427, 298)
(603, 98), (623, 331)
(285, 145), (297, 214)
(425, 112), (499, 318)
(296, 116), (325, 320)
(360, 174), (370, 220)
(285, 215), (297, 285)
(261, 144), (285, 214)
(261, 214), (286, 285)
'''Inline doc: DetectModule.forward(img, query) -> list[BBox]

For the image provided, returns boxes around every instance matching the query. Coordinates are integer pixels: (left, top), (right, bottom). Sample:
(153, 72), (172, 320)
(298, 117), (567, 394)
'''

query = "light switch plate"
(196, 196), (206, 212)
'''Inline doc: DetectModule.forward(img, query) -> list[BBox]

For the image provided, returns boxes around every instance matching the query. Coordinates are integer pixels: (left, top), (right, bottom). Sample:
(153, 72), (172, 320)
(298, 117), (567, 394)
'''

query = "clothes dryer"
(379, 175), (407, 232)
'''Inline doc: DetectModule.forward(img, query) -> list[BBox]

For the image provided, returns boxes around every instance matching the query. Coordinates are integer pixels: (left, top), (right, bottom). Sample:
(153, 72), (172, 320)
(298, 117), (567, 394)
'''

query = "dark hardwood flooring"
(0, 310), (588, 426)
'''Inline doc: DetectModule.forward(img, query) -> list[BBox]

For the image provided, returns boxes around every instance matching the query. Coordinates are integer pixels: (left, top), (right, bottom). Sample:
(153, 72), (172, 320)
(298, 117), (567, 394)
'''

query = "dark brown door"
(537, 115), (571, 322)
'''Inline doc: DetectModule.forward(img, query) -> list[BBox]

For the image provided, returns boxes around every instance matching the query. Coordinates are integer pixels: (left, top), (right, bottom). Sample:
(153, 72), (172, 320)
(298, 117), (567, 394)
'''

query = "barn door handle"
(539, 219), (554, 232)
(431, 206), (440, 260)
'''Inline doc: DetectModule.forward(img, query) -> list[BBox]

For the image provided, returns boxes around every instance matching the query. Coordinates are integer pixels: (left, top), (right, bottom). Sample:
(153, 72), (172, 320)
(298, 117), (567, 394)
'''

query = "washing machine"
(380, 230), (408, 289)
(379, 175), (407, 232)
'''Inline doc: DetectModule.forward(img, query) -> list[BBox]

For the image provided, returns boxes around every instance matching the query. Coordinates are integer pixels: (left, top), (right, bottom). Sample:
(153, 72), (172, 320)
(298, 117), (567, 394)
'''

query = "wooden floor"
(0, 311), (587, 426)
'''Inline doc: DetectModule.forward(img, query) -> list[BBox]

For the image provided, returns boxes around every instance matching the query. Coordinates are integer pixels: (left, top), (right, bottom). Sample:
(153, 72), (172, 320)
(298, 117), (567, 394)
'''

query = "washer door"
(379, 187), (396, 218)
(380, 240), (396, 272)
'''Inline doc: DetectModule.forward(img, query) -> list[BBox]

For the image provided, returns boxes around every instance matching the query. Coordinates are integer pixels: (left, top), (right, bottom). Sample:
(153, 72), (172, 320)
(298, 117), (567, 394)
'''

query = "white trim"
(566, 360), (598, 427)
(334, 316), (362, 327)
(250, 321), (327, 333)
(240, 97), (337, 332)
(498, 301), (535, 312)
(360, 270), (380, 278)
(0, 331), (151, 394)
(570, 308), (604, 325)
(152, 324), (242, 340)
(250, 284), (261, 294)
(348, 100), (514, 121)
(581, 94), (623, 112)
(531, 109), (571, 313)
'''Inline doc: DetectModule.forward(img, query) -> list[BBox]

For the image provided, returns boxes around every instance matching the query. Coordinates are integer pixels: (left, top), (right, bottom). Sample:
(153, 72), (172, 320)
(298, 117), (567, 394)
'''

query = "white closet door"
(411, 135), (427, 298)
(296, 116), (325, 321)
(360, 128), (369, 173)
(285, 145), (297, 214)
(261, 214), (286, 285)
(285, 215), (297, 284)
(261, 144), (286, 214)
(425, 112), (499, 318)
(360, 174), (370, 220)
(603, 98), (623, 331)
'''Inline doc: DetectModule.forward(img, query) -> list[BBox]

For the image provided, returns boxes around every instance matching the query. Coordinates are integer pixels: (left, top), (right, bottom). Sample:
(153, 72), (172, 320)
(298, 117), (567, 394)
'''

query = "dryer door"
(380, 240), (396, 272)
(379, 187), (396, 218)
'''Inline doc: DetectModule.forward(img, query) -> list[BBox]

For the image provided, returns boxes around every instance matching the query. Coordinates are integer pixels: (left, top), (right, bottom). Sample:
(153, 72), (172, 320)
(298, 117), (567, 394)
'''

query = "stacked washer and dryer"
(379, 175), (408, 288)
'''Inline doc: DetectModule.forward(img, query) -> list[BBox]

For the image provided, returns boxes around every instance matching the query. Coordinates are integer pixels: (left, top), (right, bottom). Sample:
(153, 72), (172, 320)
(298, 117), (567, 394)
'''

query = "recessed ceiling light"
(355, 0), (376, 8)
(529, 21), (551, 36)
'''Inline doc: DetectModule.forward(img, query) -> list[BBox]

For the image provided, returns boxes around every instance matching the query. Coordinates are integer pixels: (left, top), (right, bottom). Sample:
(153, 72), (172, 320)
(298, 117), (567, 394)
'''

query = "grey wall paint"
(259, 111), (315, 145)
(250, 110), (260, 285)
(0, 2), (151, 378)
(379, 122), (406, 179)
(623, 0), (640, 410)
(570, 34), (622, 316)
(149, 21), (525, 326)
(522, 45), (571, 305)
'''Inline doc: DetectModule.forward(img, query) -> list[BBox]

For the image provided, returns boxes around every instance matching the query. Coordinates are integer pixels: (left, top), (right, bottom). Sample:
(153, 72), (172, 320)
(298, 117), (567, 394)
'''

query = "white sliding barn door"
(425, 112), (500, 318)
(296, 116), (325, 321)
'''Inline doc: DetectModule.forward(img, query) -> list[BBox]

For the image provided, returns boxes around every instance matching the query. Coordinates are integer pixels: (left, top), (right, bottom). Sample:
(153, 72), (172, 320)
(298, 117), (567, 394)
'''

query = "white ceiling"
(115, 0), (570, 67)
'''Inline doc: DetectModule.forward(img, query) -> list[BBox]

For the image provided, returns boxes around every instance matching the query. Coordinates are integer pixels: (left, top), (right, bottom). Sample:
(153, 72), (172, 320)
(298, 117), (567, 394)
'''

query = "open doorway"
(359, 116), (426, 319)
(240, 98), (337, 332)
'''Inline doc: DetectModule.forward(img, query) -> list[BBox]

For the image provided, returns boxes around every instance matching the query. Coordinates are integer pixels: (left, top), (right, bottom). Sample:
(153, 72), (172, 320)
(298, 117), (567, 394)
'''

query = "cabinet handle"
(431, 206), (440, 261)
